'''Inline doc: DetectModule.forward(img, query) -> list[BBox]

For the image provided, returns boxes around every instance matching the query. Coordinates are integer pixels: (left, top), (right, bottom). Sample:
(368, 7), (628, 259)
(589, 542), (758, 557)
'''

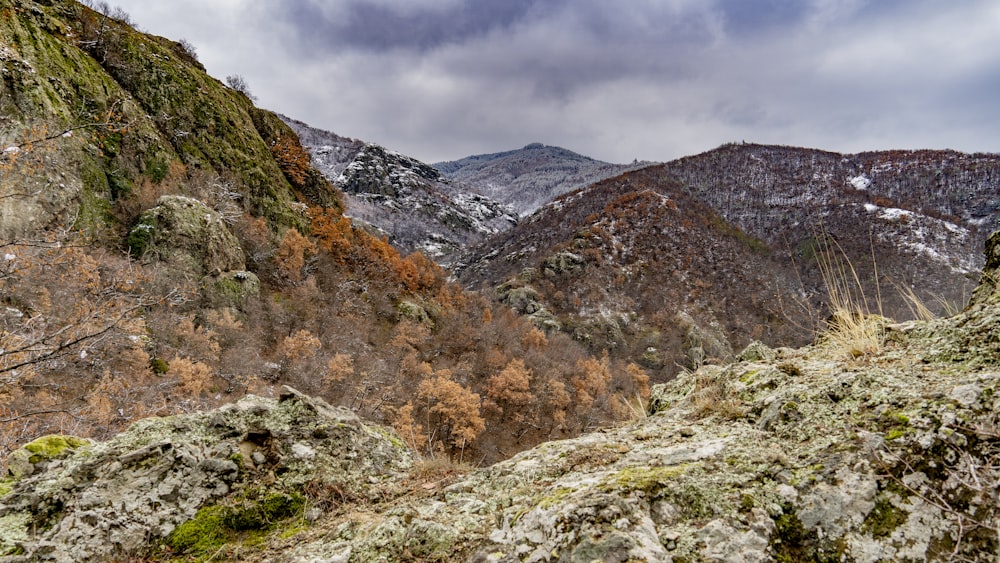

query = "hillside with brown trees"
(0, 0), (646, 466)
(457, 166), (812, 381)
(457, 143), (1000, 382)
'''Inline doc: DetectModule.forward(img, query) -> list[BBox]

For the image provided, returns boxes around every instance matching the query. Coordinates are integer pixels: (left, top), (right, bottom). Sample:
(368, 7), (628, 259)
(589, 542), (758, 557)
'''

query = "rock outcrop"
(5, 235), (1000, 561)
(0, 388), (413, 561)
(280, 116), (518, 264)
(126, 195), (246, 275)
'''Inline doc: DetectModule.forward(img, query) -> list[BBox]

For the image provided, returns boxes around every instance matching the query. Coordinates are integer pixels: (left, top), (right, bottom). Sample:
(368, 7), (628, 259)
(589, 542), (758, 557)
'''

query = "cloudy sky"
(112, 0), (999, 164)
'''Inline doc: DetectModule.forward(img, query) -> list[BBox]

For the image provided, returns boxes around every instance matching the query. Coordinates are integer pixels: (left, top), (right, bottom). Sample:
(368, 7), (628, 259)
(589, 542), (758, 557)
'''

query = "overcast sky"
(111, 0), (999, 164)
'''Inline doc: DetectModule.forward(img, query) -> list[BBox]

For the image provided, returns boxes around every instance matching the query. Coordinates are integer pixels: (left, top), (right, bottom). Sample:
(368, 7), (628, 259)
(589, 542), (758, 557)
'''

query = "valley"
(1, 1), (1000, 560)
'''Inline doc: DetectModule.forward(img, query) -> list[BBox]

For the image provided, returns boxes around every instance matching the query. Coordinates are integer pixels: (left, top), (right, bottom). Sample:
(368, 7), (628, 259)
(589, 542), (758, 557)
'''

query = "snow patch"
(849, 174), (871, 190)
(879, 207), (910, 221)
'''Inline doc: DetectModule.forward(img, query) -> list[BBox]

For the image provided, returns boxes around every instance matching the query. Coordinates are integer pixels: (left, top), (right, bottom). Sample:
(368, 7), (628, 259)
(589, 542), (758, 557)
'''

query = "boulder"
(126, 195), (245, 276)
(0, 387), (412, 561)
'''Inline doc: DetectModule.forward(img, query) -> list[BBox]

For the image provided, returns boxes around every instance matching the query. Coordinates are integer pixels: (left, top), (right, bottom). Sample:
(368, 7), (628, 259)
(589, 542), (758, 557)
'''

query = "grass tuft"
(814, 235), (886, 359)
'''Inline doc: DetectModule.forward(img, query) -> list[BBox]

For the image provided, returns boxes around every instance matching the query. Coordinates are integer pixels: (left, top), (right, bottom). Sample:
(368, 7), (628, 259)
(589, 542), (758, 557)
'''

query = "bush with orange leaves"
(270, 136), (313, 189)
(274, 227), (316, 282)
(485, 359), (534, 424)
(416, 370), (485, 460)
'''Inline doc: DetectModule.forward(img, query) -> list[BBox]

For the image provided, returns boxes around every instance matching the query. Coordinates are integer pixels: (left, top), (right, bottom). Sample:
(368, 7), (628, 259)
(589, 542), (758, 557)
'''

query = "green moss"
(106, 168), (132, 200)
(125, 218), (155, 258)
(278, 521), (309, 540)
(608, 464), (692, 495)
(371, 425), (408, 451)
(223, 491), (305, 531)
(75, 156), (113, 235)
(771, 512), (815, 563)
(166, 505), (229, 555)
(537, 487), (575, 509)
(150, 357), (169, 374)
(144, 157), (169, 183)
(165, 491), (305, 558)
(770, 509), (844, 563)
(208, 272), (261, 306)
(0, 479), (13, 498)
(862, 495), (907, 538)
(885, 428), (909, 441)
(23, 435), (90, 464)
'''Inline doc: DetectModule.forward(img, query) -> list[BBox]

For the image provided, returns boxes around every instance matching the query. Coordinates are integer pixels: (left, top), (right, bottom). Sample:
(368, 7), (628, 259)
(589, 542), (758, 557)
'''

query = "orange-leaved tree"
(417, 370), (485, 461)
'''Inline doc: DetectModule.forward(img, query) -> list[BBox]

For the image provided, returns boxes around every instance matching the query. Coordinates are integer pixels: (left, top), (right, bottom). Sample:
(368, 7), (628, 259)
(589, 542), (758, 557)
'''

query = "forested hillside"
(457, 166), (811, 379)
(0, 0), (644, 467)
(435, 142), (647, 216)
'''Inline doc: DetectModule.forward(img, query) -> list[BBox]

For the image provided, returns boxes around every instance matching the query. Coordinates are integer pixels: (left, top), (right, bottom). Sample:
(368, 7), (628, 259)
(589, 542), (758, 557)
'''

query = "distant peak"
(523, 142), (545, 150)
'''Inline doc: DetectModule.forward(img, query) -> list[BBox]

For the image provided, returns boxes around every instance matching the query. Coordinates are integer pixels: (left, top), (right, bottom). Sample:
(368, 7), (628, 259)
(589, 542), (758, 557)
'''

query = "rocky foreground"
(5, 236), (1000, 562)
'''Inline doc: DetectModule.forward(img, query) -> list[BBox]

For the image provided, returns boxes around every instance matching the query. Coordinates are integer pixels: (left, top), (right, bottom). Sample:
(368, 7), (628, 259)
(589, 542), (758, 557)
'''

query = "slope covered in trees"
(435, 142), (649, 216)
(457, 166), (812, 381)
(457, 144), (999, 381)
(0, 0), (644, 467)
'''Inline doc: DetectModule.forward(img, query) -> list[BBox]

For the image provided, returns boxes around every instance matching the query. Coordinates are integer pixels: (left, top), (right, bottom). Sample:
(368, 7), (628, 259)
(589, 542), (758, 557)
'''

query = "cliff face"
(0, 0), (326, 240)
(5, 233), (1000, 561)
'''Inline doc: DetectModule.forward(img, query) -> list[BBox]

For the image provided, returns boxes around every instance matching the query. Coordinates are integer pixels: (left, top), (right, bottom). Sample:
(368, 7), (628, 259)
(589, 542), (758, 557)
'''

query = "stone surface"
(126, 195), (245, 276)
(8, 240), (1000, 560)
(0, 387), (412, 560)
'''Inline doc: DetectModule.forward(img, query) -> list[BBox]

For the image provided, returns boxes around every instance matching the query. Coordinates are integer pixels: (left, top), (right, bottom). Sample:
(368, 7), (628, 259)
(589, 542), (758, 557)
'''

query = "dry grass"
(894, 280), (966, 321)
(616, 393), (650, 422)
(687, 369), (745, 421)
(814, 236), (886, 359)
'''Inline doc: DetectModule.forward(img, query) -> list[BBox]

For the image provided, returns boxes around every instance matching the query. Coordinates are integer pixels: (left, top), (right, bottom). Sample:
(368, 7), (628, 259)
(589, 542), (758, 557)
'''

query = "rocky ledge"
(5, 234), (1000, 561)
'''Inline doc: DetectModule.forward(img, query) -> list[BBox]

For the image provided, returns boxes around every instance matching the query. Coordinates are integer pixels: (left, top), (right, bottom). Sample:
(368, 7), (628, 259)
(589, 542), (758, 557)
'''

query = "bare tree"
(226, 74), (258, 102)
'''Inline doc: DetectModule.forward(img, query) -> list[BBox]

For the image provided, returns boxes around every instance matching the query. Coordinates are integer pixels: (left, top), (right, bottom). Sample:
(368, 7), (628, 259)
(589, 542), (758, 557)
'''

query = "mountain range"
(2, 1), (1000, 559)
(286, 116), (998, 377)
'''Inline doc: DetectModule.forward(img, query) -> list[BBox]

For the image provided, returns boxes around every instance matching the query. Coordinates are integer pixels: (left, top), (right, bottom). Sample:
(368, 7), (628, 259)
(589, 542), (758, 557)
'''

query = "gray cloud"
(113, 0), (999, 164)
(276, 0), (540, 53)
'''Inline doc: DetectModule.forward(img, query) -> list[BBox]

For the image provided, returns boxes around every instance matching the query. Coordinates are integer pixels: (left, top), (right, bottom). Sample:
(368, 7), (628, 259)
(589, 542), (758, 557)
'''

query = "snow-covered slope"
(435, 143), (651, 216)
(663, 143), (1000, 294)
(280, 115), (516, 263)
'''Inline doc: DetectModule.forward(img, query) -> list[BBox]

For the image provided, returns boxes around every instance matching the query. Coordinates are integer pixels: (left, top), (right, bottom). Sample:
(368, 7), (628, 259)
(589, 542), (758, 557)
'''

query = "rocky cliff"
(281, 115), (517, 263)
(5, 233), (1000, 561)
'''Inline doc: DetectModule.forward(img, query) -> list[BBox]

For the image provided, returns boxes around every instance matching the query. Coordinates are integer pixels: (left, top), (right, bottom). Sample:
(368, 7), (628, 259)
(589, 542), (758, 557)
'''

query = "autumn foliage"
(270, 136), (313, 189)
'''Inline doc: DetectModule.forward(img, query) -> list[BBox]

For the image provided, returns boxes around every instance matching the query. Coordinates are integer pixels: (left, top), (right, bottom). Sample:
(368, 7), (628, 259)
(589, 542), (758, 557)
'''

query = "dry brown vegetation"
(459, 167), (813, 380)
(1, 149), (649, 468)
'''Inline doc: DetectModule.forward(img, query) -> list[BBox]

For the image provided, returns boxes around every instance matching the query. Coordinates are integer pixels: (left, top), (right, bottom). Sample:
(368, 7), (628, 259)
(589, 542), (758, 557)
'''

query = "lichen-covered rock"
(968, 230), (1000, 307)
(204, 269), (261, 306)
(4, 435), (90, 480)
(0, 387), (412, 561)
(738, 340), (778, 362)
(126, 195), (245, 276)
(498, 284), (543, 315)
(397, 300), (432, 325)
(12, 236), (1000, 561)
(542, 251), (585, 277)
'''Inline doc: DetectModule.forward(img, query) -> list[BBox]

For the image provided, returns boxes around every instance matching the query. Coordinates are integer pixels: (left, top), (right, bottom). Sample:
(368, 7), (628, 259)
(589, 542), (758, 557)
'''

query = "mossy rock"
(543, 251), (585, 277)
(0, 478), (14, 498)
(398, 300), (432, 325)
(738, 340), (778, 362)
(6, 435), (90, 479)
(127, 195), (245, 275)
(204, 270), (260, 307)
(165, 505), (230, 555)
(528, 307), (562, 332)
(165, 491), (305, 557)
